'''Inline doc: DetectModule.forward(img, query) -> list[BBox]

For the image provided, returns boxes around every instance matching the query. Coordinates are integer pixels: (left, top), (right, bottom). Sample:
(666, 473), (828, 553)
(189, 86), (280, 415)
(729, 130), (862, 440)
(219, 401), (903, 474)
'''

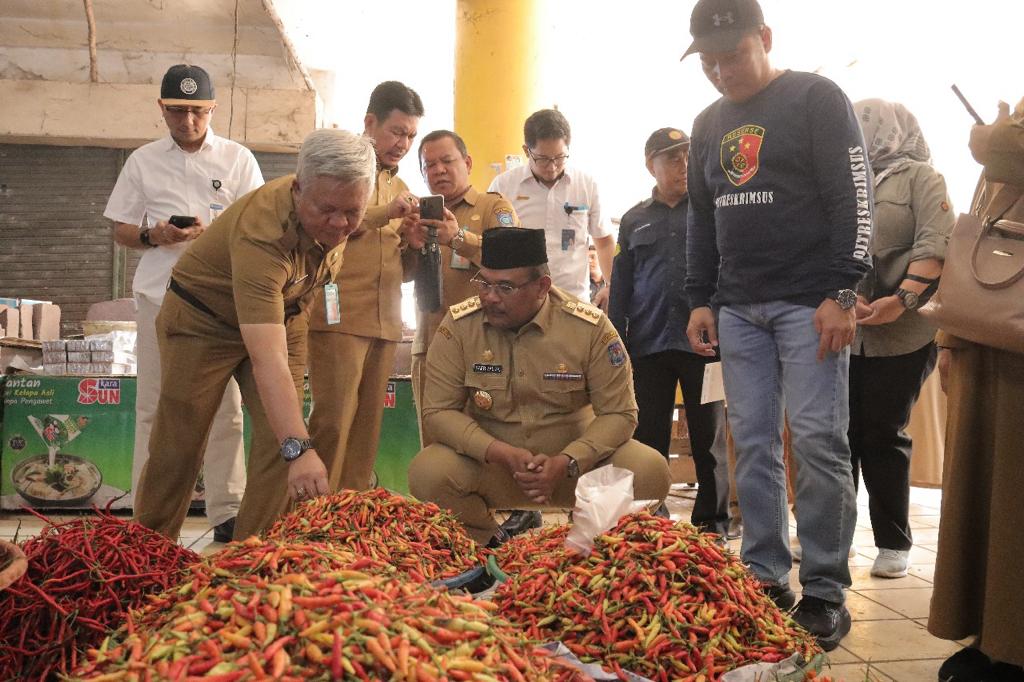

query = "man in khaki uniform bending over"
(402, 129), (519, 444)
(409, 228), (671, 546)
(134, 129), (377, 541)
(307, 81), (423, 491)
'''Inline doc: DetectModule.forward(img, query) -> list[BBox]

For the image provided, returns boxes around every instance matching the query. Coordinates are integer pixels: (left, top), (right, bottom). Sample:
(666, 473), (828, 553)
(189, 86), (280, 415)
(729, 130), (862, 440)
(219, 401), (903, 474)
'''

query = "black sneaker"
(938, 647), (992, 682)
(499, 510), (542, 538)
(212, 517), (235, 543)
(756, 580), (797, 610)
(653, 503), (671, 519)
(485, 527), (511, 549)
(791, 595), (851, 652)
(986, 662), (1024, 682)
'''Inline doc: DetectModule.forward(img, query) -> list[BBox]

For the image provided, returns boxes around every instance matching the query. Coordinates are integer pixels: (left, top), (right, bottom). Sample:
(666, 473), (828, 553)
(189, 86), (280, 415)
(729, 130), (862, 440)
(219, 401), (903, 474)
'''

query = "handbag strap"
(970, 184), (1024, 288)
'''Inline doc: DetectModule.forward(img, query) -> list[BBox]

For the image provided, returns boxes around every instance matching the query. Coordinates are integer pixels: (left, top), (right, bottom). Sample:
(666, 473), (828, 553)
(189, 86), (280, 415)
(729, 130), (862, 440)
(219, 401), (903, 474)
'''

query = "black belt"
(167, 278), (219, 319)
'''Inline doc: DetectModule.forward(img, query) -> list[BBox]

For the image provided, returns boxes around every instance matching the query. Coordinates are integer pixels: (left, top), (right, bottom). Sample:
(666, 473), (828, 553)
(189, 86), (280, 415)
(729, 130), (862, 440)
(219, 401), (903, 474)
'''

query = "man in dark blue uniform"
(608, 128), (728, 537)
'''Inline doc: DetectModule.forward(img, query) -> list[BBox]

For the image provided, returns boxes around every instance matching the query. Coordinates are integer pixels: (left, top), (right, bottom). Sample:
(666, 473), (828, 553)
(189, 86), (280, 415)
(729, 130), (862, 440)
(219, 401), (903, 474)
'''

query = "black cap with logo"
(160, 64), (216, 106)
(482, 228), (548, 270)
(645, 128), (691, 159)
(680, 0), (764, 60)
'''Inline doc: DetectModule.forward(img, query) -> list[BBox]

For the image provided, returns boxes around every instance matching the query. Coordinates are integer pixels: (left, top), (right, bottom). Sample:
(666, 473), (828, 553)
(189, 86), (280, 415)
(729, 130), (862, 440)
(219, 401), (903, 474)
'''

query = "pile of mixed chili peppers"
(493, 512), (821, 681)
(71, 568), (590, 681)
(265, 488), (482, 582)
(0, 508), (198, 680)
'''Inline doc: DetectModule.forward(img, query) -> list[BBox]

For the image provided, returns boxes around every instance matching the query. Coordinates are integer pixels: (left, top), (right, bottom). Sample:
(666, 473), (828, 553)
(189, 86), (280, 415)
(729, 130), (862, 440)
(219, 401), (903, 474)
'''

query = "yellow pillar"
(454, 0), (541, 189)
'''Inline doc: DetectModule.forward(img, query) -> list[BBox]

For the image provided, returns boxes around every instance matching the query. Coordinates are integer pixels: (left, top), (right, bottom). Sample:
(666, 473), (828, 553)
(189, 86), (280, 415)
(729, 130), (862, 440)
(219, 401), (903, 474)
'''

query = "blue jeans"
(718, 301), (856, 604)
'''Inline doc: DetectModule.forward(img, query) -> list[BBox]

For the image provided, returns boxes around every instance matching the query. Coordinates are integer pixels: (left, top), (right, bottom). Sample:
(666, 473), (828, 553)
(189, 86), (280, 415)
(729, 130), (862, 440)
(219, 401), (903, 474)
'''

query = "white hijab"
(854, 98), (932, 186)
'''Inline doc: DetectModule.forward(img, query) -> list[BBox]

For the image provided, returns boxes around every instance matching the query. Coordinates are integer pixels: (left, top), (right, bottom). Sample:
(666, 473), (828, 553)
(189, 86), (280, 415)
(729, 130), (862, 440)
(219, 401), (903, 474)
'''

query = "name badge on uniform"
(210, 202), (224, 222)
(324, 283), (341, 325)
(561, 228), (576, 252)
(472, 363), (502, 374)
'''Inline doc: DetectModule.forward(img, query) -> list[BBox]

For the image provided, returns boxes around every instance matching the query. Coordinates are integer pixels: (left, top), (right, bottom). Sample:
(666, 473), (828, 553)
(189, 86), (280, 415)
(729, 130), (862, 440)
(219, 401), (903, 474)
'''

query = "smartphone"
(419, 195), (444, 221)
(168, 215), (197, 229)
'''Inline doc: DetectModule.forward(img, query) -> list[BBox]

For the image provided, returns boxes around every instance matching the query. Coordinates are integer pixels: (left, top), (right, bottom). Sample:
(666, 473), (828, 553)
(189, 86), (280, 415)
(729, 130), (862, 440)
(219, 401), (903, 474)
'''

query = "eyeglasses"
(470, 273), (540, 297)
(164, 105), (214, 117)
(527, 150), (570, 167)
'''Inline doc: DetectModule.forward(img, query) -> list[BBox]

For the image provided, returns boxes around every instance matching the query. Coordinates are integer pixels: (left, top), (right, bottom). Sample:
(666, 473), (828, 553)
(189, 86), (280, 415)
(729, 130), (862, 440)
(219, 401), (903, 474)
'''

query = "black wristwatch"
(827, 289), (857, 310)
(280, 437), (313, 462)
(563, 454), (580, 479)
(139, 227), (157, 248)
(895, 288), (920, 310)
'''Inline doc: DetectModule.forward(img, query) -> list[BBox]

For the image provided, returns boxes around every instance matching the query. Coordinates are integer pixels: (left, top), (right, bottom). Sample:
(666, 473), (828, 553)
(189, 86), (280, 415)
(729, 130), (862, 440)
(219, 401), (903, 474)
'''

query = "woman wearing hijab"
(928, 99), (1024, 682)
(849, 99), (954, 579)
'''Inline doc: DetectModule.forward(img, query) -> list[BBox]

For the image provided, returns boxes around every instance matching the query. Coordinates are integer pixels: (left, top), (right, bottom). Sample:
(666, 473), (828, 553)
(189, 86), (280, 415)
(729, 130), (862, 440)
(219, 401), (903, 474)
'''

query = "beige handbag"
(919, 184), (1024, 353)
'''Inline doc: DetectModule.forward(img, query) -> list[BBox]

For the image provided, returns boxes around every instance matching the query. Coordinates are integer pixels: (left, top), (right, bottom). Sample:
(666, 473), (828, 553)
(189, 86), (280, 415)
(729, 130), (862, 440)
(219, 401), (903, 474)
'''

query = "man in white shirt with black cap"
(105, 63), (264, 542)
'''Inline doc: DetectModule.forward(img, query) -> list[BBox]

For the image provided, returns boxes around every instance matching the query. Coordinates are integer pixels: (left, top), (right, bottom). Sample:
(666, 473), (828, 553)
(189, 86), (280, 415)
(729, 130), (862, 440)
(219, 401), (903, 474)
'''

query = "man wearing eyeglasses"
(306, 81), (422, 494)
(105, 64), (263, 543)
(408, 228), (671, 547)
(400, 130), (520, 445)
(488, 109), (614, 309)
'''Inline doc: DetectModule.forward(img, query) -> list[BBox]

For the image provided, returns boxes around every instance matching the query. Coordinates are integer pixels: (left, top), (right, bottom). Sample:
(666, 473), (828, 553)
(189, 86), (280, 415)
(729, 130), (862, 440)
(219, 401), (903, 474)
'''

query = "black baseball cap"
(645, 128), (690, 159)
(482, 228), (548, 269)
(160, 64), (216, 106)
(680, 0), (765, 60)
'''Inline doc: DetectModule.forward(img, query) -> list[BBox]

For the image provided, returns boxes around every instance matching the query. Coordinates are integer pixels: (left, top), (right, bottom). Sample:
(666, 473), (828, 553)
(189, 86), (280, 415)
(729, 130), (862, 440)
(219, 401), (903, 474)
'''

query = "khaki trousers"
(410, 352), (433, 448)
(133, 294), (246, 527)
(307, 332), (396, 491)
(408, 439), (671, 544)
(134, 293), (308, 541)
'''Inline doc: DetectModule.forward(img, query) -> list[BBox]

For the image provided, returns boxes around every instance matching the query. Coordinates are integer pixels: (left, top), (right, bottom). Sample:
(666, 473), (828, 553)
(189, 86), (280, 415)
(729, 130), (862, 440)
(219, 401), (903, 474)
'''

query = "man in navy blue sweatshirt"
(682, 0), (872, 651)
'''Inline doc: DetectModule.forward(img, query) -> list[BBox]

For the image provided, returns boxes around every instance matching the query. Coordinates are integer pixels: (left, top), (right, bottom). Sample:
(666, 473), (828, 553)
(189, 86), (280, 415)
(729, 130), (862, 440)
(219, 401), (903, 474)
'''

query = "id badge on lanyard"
(324, 283), (341, 325)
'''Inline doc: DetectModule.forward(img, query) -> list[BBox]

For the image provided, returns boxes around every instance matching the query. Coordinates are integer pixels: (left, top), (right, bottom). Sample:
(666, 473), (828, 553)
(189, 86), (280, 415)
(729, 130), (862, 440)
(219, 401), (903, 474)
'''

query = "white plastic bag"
(564, 466), (639, 555)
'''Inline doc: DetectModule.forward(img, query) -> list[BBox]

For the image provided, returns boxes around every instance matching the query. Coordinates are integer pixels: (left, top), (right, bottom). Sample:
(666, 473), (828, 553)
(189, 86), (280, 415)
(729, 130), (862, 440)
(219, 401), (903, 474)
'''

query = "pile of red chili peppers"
(265, 489), (482, 581)
(0, 508), (198, 680)
(71, 568), (591, 681)
(493, 512), (821, 681)
(495, 525), (570, 576)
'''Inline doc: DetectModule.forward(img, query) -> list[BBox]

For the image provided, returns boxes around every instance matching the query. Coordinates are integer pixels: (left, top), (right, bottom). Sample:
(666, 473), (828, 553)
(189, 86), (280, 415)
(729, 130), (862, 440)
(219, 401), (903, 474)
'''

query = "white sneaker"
(870, 548), (910, 578)
(791, 542), (857, 562)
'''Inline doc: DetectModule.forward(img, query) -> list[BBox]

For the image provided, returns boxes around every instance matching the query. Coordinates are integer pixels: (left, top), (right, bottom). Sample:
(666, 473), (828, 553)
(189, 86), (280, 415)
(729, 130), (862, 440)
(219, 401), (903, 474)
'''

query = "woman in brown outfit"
(929, 100), (1024, 682)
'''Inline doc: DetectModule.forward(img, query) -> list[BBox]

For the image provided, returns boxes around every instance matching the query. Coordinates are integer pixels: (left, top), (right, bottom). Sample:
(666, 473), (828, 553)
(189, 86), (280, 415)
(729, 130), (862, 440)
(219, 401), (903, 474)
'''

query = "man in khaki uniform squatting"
(409, 228), (671, 546)
(402, 129), (519, 443)
(134, 129), (377, 541)
(307, 81), (423, 491)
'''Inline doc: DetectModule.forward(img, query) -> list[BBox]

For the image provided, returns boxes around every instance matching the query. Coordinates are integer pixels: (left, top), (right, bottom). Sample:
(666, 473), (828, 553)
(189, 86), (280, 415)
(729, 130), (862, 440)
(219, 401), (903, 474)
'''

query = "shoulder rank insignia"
(450, 296), (483, 320)
(563, 300), (602, 325)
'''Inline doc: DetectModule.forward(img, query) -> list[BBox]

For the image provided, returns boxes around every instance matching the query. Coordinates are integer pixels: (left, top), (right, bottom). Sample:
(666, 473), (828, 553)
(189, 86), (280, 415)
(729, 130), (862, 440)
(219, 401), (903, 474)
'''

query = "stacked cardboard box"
(0, 297), (61, 341)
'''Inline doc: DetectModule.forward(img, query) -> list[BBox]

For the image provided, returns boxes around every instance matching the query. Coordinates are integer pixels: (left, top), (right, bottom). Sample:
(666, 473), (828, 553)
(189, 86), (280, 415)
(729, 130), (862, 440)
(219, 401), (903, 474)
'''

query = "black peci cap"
(160, 64), (216, 106)
(681, 0), (764, 60)
(481, 228), (548, 269)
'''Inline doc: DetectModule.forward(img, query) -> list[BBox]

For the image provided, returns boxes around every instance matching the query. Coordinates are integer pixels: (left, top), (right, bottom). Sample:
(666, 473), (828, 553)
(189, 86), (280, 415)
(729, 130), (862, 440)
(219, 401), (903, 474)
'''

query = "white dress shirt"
(488, 164), (611, 300)
(104, 128), (264, 302)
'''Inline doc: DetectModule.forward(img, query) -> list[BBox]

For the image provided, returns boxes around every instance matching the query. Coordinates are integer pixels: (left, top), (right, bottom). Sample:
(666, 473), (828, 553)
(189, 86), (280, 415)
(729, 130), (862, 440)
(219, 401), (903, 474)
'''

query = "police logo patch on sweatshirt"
(720, 125), (765, 187)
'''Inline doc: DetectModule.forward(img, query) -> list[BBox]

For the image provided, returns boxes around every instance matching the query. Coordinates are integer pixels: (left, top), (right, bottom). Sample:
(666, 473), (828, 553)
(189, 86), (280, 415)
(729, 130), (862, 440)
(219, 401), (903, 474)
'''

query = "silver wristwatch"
(449, 227), (467, 250)
(280, 437), (313, 462)
(828, 289), (857, 310)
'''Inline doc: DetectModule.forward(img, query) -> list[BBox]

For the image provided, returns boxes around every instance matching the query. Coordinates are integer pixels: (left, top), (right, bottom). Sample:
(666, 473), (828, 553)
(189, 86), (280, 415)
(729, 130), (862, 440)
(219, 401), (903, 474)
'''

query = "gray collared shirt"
(853, 161), (955, 357)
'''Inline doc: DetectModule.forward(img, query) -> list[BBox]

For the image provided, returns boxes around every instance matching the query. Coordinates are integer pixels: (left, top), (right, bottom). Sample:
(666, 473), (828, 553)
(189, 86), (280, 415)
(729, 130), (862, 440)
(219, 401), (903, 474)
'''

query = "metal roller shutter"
(0, 144), (296, 335)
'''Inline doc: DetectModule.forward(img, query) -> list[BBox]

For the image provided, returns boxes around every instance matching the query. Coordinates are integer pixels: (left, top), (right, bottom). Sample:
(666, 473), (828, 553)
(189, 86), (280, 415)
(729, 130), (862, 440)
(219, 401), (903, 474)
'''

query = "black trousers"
(848, 342), (937, 551)
(633, 349), (729, 535)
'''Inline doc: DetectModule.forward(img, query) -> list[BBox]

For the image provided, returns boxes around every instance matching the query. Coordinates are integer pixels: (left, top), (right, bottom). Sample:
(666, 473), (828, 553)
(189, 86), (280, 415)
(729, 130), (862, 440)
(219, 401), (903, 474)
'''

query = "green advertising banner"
(1, 375), (420, 509)
(1, 375), (136, 510)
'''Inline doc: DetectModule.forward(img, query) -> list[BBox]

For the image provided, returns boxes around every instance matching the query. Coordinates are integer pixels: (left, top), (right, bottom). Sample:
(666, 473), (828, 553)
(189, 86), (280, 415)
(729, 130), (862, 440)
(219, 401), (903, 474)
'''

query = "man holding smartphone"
(105, 64), (263, 542)
(306, 81), (422, 492)
(401, 129), (520, 445)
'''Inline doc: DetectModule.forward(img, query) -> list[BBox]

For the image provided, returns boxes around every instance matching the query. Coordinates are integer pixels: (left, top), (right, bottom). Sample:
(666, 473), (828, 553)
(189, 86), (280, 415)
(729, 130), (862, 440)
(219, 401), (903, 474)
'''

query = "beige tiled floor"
(0, 485), (955, 681)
